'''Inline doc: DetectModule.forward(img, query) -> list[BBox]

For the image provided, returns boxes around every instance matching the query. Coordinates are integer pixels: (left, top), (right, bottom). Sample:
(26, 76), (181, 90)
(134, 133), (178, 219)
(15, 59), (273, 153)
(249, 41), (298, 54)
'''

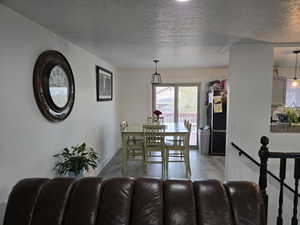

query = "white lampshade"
(292, 79), (299, 87)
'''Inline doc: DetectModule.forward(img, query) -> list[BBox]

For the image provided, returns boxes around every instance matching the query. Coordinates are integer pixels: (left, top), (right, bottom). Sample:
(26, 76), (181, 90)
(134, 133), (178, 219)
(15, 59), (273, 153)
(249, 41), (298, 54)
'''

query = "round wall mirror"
(49, 65), (70, 108)
(33, 50), (75, 122)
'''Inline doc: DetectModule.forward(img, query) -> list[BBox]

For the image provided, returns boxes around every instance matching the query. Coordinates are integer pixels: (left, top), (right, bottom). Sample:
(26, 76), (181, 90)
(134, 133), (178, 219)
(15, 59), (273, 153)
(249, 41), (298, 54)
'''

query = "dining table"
(121, 122), (190, 176)
(121, 122), (189, 136)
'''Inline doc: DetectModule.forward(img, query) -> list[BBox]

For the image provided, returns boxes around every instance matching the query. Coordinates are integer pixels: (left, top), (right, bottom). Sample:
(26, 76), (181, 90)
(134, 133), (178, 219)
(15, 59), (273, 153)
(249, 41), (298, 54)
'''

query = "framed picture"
(96, 66), (113, 101)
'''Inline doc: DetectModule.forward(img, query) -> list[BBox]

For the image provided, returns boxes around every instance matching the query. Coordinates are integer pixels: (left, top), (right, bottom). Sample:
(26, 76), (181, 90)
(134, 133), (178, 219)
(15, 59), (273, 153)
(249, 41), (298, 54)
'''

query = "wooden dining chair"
(165, 120), (192, 178)
(164, 119), (190, 158)
(120, 120), (144, 175)
(143, 124), (166, 177)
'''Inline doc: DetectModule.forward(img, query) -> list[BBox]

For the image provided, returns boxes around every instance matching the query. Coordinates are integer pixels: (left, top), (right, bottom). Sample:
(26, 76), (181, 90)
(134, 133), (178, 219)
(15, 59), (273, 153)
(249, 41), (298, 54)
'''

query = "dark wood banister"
(232, 137), (300, 225)
(231, 142), (300, 197)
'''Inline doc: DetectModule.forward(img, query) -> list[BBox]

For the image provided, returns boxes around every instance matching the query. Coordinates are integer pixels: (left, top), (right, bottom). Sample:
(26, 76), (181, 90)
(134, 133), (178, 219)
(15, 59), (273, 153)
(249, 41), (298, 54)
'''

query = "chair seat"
(165, 135), (184, 140)
(165, 135), (184, 144)
(127, 139), (144, 146)
(128, 136), (144, 141)
(127, 137), (144, 147)
(167, 150), (185, 158)
(165, 140), (185, 147)
(128, 135), (143, 141)
(127, 149), (144, 159)
(145, 144), (164, 151)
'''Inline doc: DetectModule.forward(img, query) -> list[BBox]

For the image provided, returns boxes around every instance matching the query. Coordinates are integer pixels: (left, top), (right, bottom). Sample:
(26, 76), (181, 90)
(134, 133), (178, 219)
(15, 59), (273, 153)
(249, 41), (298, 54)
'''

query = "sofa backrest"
(3, 177), (266, 225)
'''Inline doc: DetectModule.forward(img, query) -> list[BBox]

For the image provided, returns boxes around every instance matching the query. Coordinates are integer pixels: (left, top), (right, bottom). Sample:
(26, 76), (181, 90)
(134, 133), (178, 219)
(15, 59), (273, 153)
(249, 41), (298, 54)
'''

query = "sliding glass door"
(153, 83), (200, 148)
(178, 86), (199, 147)
(154, 86), (175, 123)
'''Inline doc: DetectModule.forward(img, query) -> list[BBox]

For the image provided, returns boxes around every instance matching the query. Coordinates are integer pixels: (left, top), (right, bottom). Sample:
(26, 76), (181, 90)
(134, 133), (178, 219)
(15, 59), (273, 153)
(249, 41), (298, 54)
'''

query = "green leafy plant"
(284, 107), (299, 125)
(53, 143), (98, 176)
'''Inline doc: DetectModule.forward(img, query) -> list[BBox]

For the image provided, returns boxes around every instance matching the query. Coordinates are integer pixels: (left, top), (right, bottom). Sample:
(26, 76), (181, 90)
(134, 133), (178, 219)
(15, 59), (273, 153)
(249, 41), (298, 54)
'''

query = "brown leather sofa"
(3, 177), (266, 225)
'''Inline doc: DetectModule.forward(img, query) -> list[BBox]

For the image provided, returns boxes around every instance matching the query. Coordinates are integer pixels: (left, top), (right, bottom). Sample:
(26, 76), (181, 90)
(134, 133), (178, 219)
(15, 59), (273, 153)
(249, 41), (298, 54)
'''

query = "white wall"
(226, 43), (300, 224)
(0, 4), (120, 223)
(117, 68), (227, 127)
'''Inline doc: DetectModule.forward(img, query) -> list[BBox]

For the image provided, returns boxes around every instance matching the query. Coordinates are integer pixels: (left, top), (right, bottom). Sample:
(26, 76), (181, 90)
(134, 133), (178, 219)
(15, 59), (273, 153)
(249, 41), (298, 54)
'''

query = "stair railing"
(259, 136), (300, 225)
(231, 137), (300, 225)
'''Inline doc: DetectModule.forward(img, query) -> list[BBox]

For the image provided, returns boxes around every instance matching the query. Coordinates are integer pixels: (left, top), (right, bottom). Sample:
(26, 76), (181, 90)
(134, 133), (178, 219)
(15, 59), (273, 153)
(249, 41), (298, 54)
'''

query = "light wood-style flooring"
(99, 150), (225, 180)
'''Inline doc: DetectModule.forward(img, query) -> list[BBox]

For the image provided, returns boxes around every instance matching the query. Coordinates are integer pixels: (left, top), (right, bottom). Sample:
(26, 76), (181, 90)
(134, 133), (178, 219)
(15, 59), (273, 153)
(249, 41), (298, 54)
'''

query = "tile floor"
(99, 149), (225, 181)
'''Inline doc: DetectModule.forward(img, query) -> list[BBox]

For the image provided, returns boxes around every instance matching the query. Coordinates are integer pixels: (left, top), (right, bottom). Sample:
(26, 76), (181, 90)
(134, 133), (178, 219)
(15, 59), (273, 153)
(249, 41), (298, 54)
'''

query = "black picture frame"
(96, 65), (113, 101)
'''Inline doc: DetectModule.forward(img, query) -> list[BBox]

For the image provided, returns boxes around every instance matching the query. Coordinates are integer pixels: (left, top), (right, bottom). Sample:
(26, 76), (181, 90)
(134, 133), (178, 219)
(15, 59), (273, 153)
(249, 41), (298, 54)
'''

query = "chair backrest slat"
(143, 124), (165, 146)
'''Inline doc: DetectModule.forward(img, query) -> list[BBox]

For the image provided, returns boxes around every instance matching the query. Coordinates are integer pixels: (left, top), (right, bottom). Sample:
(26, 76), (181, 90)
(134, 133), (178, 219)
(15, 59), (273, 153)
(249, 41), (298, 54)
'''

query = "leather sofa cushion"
(3, 177), (266, 225)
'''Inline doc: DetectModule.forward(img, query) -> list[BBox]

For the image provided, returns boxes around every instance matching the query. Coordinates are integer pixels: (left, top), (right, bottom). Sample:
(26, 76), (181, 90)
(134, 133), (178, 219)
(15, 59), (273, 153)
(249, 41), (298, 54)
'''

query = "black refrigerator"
(207, 89), (227, 155)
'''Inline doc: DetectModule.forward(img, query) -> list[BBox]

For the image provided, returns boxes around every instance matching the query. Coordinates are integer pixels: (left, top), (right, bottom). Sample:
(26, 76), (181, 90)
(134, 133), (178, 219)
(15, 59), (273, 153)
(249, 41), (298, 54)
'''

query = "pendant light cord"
(153, 59), (159, 75)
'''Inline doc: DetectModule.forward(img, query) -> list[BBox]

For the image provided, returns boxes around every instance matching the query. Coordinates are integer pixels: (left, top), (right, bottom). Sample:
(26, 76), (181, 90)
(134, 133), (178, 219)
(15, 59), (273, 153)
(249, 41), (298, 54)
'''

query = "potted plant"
(153, 110), (162, 122)
(284, 107), (299, 126)
(53, 143), (98, 178)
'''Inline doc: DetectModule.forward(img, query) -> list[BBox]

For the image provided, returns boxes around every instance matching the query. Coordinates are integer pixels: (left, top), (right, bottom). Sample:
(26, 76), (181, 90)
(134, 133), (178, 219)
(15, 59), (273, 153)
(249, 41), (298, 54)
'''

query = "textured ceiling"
(274, 47), (300, 68)
(1, 0), (300, 68)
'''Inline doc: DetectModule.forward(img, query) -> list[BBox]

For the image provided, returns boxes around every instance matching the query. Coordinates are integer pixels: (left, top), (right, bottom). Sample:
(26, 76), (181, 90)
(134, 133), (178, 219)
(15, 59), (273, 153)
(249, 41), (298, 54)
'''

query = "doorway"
(152, 83), (200, 148)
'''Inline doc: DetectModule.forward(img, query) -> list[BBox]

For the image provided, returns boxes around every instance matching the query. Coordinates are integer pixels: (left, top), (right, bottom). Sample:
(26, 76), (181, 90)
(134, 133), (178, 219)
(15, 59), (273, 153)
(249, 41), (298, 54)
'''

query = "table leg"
(122, 133), (128, 175)
(165, 143), (168, 179)
(184, 134), (191, 178)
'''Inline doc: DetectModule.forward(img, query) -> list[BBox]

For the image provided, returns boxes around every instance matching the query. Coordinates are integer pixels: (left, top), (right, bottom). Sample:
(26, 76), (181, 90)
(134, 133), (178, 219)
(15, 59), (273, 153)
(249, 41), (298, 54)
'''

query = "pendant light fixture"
(151, 59), (162, 84)
(292, 50), (300, 87)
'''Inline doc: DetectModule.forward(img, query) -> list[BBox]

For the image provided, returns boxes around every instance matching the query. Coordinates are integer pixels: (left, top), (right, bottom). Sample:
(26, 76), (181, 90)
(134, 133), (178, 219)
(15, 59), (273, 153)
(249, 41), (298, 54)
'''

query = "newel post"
(259, 136), (270, 218)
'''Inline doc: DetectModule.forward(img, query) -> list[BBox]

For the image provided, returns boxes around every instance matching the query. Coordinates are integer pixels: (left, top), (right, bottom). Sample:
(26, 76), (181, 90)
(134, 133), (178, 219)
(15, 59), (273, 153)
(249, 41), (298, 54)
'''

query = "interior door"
(153, 83), (200, 148)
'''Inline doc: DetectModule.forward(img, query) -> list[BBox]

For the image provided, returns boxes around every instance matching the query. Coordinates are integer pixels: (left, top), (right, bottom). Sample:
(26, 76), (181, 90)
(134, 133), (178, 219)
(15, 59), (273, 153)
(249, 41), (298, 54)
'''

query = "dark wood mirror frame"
(33, 50), (75, 122)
